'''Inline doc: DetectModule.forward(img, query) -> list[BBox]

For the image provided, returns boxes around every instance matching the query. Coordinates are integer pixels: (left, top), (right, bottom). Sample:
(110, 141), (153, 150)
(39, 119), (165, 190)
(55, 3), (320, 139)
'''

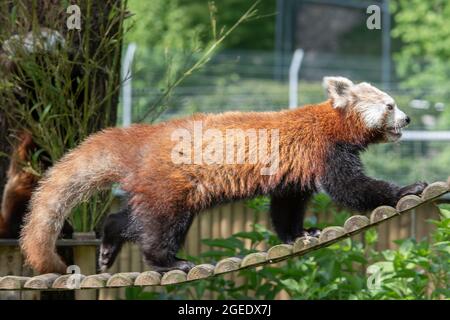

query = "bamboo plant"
(0, 0), (260, 233)
(0, 0), (128, 232)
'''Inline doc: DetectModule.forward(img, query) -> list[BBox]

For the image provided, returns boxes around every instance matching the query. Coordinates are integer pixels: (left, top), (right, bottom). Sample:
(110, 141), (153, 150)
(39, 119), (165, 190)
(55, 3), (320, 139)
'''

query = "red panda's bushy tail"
(20, 132), (124, 273)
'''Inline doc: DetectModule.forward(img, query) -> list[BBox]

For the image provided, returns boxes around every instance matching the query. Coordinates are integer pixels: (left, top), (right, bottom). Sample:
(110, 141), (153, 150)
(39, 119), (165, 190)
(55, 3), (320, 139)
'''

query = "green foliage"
(126, 195), (449, 300)
(391, 0), (450, 126)
(125, 0), (205, 88)
(125, 0), (261, 122)
(178, 0), (276, 50)
(365, 204), (449, 299)
(0, 1), (128, 232)
(127, 0), (276, 51)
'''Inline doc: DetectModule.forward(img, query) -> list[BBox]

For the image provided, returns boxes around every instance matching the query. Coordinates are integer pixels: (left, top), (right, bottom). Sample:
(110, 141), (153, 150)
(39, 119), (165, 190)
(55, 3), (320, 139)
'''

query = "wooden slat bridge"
(0, 180), (449, 291)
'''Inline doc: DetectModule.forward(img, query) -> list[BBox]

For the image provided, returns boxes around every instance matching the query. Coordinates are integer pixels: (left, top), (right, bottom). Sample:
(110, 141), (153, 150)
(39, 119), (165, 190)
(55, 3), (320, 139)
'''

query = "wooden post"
(72, 232), (97, 300)
(0, 245), (22, 299)
(0, 244), (39, 300)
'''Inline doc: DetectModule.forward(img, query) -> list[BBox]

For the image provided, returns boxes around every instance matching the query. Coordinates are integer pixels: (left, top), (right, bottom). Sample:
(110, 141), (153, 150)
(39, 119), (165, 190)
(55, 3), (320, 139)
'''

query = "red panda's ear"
(323, 76), (354, 109)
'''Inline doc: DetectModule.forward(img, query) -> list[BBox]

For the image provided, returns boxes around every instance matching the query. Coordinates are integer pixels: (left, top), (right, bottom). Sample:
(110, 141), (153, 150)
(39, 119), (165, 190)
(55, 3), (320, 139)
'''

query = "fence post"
(72, 232), (97, 300)
(289, 49), (304, 109)
(122, 43), (137, 128)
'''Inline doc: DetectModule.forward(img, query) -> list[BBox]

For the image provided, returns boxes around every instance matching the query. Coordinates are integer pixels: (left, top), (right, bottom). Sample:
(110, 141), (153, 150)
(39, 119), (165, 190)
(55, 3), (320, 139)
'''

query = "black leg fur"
(321, 143), (427, 212)
(134, 208), (195, 273)
(99, 208), (136, 271)
(270, 191), (314, 243)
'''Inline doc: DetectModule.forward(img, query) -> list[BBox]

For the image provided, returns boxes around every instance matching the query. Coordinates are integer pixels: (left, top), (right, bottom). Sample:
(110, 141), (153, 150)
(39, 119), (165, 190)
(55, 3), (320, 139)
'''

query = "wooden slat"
(241, 252), (267, 267)
(267, 244), (292, 260)
(0, 276), (30, 290)
(24, 274), (60, 290)
(187, 264), (215, 281)
(416, 203), (439, 241)
(212, 207), (221, 243)
(106, 272), (140, 288)
(370, 206), (397, 223)
(396, 195), (422, 212)
(134, 271), (161, 286)
(81, 273), (111, 289)
(318, 226), (346, 243)
(344, 215), (370, 233)
(293, 236), (319, 253)
(119, 243), (132, 273)
(395, 204), (412, 247)
(0, 246), (23, 299)
(200, 208), (212, 254)
(186, 215), (200, 258)
(220, 202), (232, 239)
(52, 274), (86, 289)
(377, 217), (390, 250)
(243, 204), (253, 250)
(161, 270), (187, 285)
(214, 257), (242, 274)
(73, 242), (97, 299)
(422, 181), (449, 201)
(130, 244), (142, 273)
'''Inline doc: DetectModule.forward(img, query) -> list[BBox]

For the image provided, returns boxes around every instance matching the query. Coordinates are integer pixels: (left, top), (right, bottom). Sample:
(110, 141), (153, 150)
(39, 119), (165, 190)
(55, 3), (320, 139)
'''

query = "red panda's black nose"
(405, 116), (411, 124)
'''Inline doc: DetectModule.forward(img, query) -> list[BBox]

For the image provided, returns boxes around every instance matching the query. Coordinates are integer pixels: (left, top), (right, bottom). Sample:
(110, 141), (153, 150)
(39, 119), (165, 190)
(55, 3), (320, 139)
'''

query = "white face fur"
(323, 76), (410, 142)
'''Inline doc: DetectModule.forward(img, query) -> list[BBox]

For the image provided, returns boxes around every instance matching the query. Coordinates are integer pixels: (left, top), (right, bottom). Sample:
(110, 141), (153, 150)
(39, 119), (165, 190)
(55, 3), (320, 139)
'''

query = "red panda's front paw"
(398, 181), (428, 198)
(299, 228), (322, 238)
(147, 259), (195, 273)
(174, 260), (196, 273)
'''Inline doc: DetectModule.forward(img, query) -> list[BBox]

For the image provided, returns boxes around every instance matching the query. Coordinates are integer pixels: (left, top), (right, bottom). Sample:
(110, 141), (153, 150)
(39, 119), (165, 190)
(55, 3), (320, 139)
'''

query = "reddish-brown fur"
(21, 100), (384, 273)
(0, 132), (38, 238)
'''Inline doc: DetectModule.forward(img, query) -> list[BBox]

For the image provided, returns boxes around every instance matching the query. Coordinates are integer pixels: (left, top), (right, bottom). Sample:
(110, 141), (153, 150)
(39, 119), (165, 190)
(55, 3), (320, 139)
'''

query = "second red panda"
(21, 76), (426, 274)
(0, 132), (38, 238)
(0, 132), (72, 239)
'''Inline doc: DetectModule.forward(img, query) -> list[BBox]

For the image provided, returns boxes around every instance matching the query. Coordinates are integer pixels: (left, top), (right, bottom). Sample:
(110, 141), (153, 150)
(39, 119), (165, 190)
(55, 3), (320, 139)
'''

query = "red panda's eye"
(386, 104), (394, 111)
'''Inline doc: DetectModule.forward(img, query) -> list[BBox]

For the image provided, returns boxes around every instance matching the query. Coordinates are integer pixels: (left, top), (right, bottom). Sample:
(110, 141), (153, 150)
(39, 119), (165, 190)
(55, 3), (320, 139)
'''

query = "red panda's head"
(323, 76), (410, 143)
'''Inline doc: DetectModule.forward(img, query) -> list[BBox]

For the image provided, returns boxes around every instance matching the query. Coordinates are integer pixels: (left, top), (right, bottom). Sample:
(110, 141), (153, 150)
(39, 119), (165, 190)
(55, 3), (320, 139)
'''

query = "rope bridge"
(0, 180), (448, 291)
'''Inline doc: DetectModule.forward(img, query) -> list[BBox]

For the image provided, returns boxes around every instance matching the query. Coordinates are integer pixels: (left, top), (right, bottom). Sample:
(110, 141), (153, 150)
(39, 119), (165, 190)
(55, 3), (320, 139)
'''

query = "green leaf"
(399, 239), (414, 256)
(201, 237), (244, 250)
(280, 279), (301, 292)
(233, 231), (264, 242)
(437, 205), (450, 219)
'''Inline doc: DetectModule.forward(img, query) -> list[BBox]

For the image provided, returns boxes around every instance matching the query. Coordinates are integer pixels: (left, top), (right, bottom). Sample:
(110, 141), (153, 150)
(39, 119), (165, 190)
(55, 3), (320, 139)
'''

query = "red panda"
(21, 76), (427, 274)
(0, 132), (73, 239)
(0, 132), (39, 238)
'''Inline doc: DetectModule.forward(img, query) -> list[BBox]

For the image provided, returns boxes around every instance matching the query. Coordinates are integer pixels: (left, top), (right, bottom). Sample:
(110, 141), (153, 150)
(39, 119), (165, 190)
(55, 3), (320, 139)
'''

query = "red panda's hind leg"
(135, 208), (196, 273)
(99, 208), (135, 271)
